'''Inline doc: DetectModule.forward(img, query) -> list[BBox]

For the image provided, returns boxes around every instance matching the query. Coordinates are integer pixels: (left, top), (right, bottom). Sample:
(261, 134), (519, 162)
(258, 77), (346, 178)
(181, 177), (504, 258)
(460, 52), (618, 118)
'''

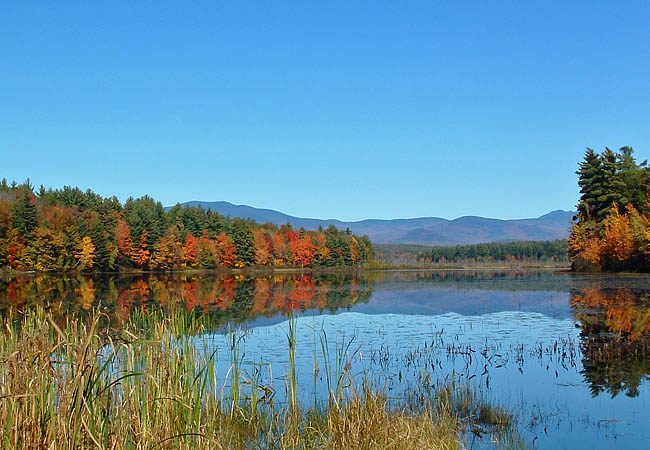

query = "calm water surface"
(2, 269), (649, 449)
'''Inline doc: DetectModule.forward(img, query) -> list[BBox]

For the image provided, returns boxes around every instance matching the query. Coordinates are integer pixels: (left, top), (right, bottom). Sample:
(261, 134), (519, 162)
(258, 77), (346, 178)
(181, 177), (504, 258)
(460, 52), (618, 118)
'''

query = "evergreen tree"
(577, 147), (650, 222)
(616, 146), (650, 214)
(12, 191), (38, 238)
(90, 219), (111, 271)
(232, 219), (255, 266)
(577, 148), (606, 220)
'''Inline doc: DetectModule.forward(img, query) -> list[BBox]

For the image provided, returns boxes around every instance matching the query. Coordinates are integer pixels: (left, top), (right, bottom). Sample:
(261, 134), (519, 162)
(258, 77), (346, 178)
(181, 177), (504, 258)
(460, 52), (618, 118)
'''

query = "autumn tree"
(290, 238), (316, 267)
(34, 227), (64, 272)
(571, 146), (650, 272)
(135, 229), (151, 267)
(0, 179), (376, 272)
(76, 236), (96, 270)
(152, 228), (182, 271)
(599, 205), (638, 270)
(253, 228), (272, 265)
(271, 231), (289, 265)
(183, 232), (198, 268)
(115, 219), (135, 266)
(215, 232), (236, 267)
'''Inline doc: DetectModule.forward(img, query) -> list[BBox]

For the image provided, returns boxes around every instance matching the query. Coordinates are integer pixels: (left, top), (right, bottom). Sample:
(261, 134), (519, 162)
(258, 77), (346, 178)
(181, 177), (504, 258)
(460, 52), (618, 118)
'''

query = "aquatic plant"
(0, 307), (527, 449)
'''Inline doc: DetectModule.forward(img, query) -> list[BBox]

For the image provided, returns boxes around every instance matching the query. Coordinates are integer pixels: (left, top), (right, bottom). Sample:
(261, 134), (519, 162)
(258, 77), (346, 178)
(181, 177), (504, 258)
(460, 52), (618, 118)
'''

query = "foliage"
(0, 180), (374, 272)
(570, 147), (650, 272)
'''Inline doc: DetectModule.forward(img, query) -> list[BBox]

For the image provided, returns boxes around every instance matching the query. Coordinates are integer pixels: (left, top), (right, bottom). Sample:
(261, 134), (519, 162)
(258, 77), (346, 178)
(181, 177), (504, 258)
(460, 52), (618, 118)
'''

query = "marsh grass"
(0, 307), (525, 449)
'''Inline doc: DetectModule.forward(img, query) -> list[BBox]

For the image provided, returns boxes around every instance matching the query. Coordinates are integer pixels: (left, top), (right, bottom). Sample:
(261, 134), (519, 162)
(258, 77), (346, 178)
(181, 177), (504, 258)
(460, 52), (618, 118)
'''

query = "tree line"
(416, 240), (568, 264)
(569, 146), (650, 271)
(0, 180), (374, 272)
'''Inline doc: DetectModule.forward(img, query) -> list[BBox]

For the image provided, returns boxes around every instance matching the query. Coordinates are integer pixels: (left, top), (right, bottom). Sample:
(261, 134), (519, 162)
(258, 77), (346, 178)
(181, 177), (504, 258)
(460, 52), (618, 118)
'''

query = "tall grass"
(0, 307), (525, 449)
(312, 324), (361, 409)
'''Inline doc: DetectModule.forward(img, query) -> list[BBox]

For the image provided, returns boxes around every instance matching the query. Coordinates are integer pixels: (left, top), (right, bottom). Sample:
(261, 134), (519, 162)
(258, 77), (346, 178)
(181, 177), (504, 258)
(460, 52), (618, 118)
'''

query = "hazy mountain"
(175, 201), (574, 246)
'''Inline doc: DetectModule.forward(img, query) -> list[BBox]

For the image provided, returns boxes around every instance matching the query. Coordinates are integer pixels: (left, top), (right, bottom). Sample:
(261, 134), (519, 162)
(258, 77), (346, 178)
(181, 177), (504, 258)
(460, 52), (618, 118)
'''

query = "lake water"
(1, 269), (649, 449)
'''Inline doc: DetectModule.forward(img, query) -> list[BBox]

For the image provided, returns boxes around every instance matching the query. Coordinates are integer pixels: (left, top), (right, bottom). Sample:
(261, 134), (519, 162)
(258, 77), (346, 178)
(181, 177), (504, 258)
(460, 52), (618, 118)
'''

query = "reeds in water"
(0, 308), (524, 449)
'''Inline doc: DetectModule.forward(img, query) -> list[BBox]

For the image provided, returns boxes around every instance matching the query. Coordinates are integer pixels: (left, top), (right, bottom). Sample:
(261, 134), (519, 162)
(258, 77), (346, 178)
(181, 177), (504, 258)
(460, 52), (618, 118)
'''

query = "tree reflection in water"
(3, 272), (650, 399)
(571, 287), (650, 398)
(0, 273), (374, 333)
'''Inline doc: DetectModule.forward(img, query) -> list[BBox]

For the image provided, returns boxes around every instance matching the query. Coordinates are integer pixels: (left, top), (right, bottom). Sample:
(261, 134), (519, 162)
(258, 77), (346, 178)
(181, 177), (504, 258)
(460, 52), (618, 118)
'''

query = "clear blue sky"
(2, 1), (649, 221)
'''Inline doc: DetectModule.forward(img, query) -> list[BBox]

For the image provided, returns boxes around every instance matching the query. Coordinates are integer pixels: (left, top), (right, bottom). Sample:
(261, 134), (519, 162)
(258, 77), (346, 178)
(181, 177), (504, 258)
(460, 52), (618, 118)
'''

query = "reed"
(287, 312), (299, 417)
(312, 323), (361, 409)
(0, 307), (525, 449)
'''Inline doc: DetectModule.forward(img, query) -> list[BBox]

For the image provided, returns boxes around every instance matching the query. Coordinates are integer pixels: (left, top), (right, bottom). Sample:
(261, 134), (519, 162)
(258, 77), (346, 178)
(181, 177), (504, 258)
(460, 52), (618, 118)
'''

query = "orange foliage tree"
(183, 232), (198, 268)
(135, 229), (151, 267)
(600, 204), (636, 263)
(215, 232), (236, 267)
(253, 228), (272, 265)
(290, 238), (316, 267)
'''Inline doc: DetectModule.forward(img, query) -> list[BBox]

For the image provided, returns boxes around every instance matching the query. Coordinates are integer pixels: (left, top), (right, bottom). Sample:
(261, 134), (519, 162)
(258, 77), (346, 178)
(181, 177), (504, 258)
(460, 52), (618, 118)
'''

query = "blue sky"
(2, 1), (649, 221)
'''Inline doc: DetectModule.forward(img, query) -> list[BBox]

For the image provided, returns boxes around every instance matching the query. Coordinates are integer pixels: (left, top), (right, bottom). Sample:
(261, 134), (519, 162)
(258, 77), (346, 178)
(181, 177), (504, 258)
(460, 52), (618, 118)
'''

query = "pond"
(1, 269), (649, 449)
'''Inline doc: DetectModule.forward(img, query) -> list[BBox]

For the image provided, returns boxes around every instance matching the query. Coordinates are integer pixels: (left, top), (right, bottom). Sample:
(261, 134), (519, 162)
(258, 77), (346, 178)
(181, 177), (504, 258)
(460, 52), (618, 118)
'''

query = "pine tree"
(576, 148), (603, 219)
(12, 191), (38, 238)
(232, 219), (255, 266)
(90, 220), (111, 271)
(616, 146), (650, 214)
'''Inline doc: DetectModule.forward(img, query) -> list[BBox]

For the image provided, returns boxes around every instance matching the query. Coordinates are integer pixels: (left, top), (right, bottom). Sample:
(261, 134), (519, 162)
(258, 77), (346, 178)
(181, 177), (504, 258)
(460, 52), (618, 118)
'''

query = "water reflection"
(0, 273), (374, 329)
(571, 286), (650, 398)
(2, 270), (650, 448)
(2, 271), (650, 401)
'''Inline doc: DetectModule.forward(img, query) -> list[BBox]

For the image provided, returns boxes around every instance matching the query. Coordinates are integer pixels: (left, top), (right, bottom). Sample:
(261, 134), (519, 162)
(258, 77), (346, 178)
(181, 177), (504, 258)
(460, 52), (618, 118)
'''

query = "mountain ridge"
(172, 201), (574, 246)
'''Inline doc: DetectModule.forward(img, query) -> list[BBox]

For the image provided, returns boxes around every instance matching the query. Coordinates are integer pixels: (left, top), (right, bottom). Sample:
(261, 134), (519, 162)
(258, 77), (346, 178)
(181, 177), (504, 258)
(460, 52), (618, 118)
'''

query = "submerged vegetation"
(0, 308), (521, 449)
(569, 146), (650, 272)
(0, 180), (374, 273)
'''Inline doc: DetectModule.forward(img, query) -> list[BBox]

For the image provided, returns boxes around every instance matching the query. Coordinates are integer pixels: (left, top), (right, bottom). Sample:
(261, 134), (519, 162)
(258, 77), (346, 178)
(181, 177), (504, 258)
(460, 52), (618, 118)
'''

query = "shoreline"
(1, 263), (572, 278)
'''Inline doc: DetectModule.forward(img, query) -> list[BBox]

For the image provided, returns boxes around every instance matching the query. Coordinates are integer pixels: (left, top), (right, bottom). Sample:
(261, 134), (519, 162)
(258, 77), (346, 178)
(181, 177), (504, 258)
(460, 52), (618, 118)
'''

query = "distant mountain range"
(175, 201), (575, 246)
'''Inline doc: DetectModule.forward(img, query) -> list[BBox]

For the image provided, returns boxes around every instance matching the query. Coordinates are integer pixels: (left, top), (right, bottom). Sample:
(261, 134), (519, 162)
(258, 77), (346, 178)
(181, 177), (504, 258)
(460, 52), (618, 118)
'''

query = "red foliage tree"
(215, 232), (236, 267)
(290, 238), (316, 267)
(115, 219), (134, 264)
(183, 232), (198, 268)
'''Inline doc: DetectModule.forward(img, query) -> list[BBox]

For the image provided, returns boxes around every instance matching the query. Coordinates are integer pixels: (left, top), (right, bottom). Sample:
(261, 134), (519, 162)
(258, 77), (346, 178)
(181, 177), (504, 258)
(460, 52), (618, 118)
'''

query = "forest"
(0, 180), (374, 273)
(416, 240), (568, 264)
(569, 146), (650, 272)
(376, 240), (568, 266)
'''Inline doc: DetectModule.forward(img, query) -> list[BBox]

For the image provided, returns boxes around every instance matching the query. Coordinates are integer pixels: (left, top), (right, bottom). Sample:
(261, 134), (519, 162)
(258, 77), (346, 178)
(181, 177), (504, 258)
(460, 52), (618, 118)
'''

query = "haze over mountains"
(175, 201), (574, 246)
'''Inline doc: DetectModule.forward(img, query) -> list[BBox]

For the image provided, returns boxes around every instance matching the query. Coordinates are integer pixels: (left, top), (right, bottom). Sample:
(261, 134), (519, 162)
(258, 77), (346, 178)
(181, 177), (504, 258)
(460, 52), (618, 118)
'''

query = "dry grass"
(0, 308), (519, 449)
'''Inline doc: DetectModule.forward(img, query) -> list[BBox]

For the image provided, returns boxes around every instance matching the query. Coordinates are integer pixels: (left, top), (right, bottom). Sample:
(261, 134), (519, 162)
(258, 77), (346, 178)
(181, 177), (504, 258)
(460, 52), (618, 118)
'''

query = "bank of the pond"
(0, 261), (571, 278)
